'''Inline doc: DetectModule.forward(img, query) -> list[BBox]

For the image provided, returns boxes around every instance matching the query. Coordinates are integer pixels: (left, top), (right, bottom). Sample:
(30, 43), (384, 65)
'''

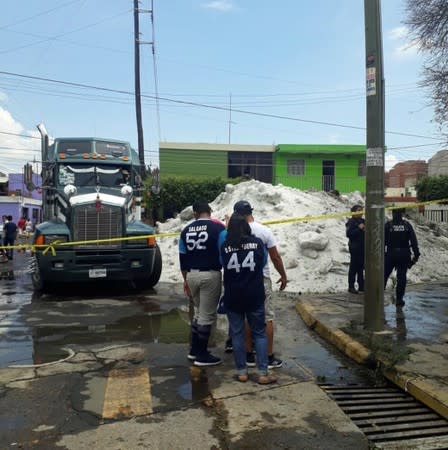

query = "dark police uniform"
(346, 216), (365, 292)
(384, 215), (420, 306)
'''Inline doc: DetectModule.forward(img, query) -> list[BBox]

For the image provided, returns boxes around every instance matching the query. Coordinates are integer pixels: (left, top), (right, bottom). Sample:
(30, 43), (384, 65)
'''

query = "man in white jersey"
(233, 200), (288, 369)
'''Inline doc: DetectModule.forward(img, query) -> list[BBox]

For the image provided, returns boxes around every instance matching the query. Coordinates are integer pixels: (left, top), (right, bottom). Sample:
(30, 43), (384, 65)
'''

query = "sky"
(0, 0), (444, 173)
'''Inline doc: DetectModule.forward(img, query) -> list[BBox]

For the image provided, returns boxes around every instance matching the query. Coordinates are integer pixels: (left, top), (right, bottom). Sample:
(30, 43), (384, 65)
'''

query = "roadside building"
(274, 144), (366, 192)
(159, 142), (366, 193)
(159, 142), (275, 183)
(428, 150), (448, 177)
(385, 160), (428, 198)
(0, 169), (42, 226)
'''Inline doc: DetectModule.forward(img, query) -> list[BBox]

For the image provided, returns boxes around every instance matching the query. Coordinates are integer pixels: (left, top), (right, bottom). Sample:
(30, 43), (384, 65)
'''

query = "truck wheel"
(135, 245), (162, 289)
(31, 268), (46, 292)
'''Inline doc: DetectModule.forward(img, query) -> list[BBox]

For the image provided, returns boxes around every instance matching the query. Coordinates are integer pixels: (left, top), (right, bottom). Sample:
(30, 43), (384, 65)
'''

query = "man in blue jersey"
(219, 213), (276, 384)
(179, 200), (225, 366)
(233, 200), (287, 369)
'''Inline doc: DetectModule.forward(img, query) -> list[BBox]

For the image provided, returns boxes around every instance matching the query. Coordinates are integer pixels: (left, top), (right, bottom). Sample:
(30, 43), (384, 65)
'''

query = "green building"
(275, 144), (366, 192)
(159, 142), (366, 193)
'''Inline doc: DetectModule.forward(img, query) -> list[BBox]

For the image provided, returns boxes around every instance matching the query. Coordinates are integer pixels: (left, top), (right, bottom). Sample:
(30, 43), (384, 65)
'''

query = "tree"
(405, 0), (448, 132)
(415, 175), (448, 201)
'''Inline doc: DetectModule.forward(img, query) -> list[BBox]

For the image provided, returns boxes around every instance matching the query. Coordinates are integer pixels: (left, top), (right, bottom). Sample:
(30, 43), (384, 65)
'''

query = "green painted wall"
(274, 144), (366, 193)
(159, 148), (227, 179)
(159, 144), (367, 193)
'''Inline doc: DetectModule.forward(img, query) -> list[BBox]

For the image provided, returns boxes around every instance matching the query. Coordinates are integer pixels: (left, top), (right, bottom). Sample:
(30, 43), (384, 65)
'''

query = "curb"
(383, 369), (448, 420)
(296, 299), (448, 420)
(295, 301), (375, 367)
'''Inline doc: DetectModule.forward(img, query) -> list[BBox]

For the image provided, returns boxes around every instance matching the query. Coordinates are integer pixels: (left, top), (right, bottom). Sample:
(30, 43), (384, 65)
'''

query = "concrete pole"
(134, 0), (145, 170)
(364, 0), (385, 331)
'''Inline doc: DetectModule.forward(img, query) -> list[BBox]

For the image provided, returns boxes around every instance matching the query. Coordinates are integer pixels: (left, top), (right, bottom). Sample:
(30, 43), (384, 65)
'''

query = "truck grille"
(73, 204), (122, 248)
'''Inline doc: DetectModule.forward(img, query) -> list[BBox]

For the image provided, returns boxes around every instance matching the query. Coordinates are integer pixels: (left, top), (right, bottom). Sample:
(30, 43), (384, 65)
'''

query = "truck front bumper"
(34, 247), (158, 283)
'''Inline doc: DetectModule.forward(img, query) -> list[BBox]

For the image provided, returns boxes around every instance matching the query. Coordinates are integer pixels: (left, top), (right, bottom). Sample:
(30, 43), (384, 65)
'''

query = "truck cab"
(31, 132), (162, 291)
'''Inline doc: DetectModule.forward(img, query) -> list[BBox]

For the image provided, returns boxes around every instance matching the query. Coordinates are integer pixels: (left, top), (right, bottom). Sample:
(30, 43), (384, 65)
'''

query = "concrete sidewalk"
(296, 283), (448, 420)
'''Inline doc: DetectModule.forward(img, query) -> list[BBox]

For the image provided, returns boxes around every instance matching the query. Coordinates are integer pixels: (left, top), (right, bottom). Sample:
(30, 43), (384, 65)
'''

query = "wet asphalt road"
(0, 253), (375, 448)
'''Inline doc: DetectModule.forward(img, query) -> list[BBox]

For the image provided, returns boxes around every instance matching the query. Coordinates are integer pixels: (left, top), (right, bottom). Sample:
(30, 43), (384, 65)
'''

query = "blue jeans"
(3, 237), (14, 259)
(227, 305), (268, 375)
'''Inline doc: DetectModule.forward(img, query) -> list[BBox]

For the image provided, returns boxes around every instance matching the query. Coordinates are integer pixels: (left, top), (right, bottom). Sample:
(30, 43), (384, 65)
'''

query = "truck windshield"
(56, 140), (129, 157)
(58, 164), (130, 187)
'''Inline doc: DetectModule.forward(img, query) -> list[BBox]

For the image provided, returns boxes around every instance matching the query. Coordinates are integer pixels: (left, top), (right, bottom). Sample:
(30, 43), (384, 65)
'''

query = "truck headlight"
(126, 236), (156, 247)
(35, 234), (69, 246)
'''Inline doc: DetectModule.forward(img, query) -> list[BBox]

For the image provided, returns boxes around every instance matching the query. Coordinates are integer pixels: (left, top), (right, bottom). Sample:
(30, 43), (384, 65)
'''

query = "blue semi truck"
(30, 125), (162, 291)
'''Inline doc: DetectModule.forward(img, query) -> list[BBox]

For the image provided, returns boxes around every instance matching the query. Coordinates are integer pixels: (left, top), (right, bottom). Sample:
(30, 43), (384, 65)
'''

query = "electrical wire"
(0, 70), (441, 141)
(150, 0), (162, 142)
(0, 8), (132, 55)
(0, 0), (83, 29)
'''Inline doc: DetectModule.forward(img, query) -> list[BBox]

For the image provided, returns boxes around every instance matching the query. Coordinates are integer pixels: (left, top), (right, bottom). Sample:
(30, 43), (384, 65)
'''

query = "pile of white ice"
(157, 180), (448, 293)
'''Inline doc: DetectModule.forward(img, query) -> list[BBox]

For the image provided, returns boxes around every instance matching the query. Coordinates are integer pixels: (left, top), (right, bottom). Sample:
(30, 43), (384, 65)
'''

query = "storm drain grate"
(321, 384), (448, 447)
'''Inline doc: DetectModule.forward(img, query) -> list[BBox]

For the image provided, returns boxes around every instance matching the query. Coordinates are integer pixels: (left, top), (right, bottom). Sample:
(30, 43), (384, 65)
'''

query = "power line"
(149, 0), (161, 142)
(0, 0), (83, 29)
(0, 70), (441, 141)
(0, 9), (131, 55)
(0, 130), (40, 140)
(0, 146), (39, 152)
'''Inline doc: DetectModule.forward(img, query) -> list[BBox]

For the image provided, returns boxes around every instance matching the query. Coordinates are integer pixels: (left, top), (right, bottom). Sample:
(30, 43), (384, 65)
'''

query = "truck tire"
(31, 268), (46, 292)
(135, 245), (162, 289)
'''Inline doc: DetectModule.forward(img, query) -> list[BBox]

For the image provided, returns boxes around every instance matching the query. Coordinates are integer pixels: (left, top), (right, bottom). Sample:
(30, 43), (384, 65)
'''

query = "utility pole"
(133, 0), (145, 169)
(364, 0), (385, 331)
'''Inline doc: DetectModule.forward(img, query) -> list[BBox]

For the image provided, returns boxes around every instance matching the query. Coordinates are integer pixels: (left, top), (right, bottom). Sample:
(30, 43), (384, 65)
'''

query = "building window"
(228, 151), (273, 183)
(287, 159), (305, 176)
(358, 159), (366, 176)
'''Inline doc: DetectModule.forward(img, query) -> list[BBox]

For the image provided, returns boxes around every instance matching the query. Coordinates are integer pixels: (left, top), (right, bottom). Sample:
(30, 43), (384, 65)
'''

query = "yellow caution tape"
(1, 198), (446, 255)
(263, 197), (448, 225)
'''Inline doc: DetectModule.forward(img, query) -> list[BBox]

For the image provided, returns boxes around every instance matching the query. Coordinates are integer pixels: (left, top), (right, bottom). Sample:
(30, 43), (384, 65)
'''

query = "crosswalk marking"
(102, 367), (152, 419)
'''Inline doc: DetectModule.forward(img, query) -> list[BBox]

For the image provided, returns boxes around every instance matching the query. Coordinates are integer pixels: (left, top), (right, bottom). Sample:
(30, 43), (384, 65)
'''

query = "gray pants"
(187, 270), (222, 326)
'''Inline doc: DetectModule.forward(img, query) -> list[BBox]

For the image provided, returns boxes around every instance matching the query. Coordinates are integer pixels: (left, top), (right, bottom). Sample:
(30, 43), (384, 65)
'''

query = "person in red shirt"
(17, 216), (27, 231)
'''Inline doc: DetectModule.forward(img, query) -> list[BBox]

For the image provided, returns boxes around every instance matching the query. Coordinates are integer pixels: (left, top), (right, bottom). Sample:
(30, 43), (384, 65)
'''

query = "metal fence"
(422, 205), (448, 223)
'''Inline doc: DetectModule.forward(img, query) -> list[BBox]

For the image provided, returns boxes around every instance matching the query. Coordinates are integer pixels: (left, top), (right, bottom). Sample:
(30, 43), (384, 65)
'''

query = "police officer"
(346, 205), (365, 294)
(179, 200), (225, 366)
(384, 209), (420, 308)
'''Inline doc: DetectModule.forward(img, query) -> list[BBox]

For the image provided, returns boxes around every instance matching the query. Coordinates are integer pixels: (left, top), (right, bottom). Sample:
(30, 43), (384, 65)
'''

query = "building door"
(322, 160), (335, 191)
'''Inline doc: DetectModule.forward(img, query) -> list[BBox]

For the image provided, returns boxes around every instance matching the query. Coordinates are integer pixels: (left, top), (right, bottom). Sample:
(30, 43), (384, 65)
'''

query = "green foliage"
(144, 176), (240, 221)
(415, 175), (448, 201)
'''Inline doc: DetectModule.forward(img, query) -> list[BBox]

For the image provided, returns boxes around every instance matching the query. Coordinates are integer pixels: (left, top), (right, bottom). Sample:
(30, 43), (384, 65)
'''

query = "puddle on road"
(178, 366), (210, 401)
(0, 309), (190, 368)
(384, 284), (448, 343)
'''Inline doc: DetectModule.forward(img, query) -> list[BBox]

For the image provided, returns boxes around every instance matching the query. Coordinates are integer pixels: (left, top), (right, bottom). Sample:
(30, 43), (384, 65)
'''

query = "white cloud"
(0, 107), (40, 172)
(0, 90), (8, 103)
(327, 134), (340, 144)
(202, 1), (235, 12)
(387, 25), (420, 60)
(394, 40), (419, 59)
(388, 26), (408, 40)
(385, 153), (398, 171)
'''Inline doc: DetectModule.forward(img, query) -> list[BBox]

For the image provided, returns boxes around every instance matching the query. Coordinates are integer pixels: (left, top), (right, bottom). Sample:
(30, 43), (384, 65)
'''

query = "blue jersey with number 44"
(219, 235), (267, 313)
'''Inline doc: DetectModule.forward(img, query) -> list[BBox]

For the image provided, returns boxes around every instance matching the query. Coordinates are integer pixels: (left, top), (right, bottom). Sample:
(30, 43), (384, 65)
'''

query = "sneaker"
(224, 338), (233, 353)
(268, 355), (283, 369)
(348, 288), (358, 294)
(246, 352), (256, 367)
(187, 352), (196, 361)
(193, 353), (222, 367)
